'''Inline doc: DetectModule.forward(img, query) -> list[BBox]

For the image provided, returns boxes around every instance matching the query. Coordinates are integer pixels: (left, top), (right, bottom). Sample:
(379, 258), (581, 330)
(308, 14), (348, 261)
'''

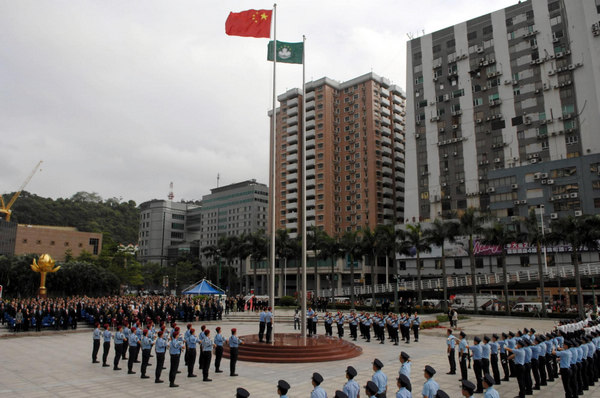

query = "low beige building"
(14, 224), (102, 261)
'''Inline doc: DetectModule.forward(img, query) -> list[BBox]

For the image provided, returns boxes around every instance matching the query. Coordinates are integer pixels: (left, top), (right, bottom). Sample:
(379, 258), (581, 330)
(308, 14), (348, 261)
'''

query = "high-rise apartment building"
(271, 72), (407, 238)
(405, 0), (600, 222)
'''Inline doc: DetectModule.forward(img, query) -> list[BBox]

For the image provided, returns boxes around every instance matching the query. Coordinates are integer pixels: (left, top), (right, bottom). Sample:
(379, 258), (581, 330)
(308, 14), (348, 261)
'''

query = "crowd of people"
(1, 295), (224, 332)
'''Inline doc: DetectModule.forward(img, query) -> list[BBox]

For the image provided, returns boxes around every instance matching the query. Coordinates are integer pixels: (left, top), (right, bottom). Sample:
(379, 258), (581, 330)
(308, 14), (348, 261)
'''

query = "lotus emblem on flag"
(278, 47), (292, 59)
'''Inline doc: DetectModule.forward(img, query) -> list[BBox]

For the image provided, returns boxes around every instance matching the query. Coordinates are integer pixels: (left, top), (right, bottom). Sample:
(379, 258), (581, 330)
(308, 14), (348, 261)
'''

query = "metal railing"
(318, 262), (600, 297)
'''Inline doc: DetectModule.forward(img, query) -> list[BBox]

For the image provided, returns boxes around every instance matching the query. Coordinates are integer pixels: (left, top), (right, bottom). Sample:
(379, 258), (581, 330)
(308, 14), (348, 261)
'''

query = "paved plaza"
(1, 312), (598, 397)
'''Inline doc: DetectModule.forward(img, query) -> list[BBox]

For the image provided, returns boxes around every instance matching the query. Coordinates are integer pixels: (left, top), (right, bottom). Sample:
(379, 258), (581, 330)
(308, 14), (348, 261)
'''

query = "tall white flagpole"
(269, 3), (277, 311)
(301, 34), (307, 338)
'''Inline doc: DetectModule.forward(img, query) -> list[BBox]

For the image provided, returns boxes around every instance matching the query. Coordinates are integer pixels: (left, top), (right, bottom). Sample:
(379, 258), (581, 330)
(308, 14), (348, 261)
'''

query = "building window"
(475, 258), (484, 269)
(399, 261), (406, 271)
(454, 259), (462, 269)
(520, 256), (530, 267)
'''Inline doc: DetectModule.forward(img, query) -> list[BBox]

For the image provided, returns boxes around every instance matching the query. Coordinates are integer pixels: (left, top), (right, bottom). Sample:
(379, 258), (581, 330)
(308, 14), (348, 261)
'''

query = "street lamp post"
(538, 205), (548, 273)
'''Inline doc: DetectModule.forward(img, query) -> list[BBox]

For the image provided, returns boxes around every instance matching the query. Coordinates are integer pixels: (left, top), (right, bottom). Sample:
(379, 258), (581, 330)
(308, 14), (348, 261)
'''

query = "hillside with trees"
(2, 191), (140, 244)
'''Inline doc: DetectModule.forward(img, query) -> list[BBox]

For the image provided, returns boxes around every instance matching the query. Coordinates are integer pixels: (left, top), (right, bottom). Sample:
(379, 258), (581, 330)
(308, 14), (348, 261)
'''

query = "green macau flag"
(267, 40), (303, 64)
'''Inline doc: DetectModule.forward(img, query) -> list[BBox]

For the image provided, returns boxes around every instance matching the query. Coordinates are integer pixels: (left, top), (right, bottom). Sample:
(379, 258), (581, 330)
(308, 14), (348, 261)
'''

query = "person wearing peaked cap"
(498, 332), (510, 382)
(399, 351), (411, 381)
(265, 306), (274, 344)
(460, 379), (476, 397)
(102, 323), (112, 367)
(489, 334), (501, 385)
(505, 338), (526, 398)
(396, 374), (411, 397)
(311, 373), (326, 398)
(481, 336), (491, 377)
(335, 391), (349, 398)
(235, 387), (250, 398)
(277, 379), (290, 397)
(457, 331), (469, 382)
(365, 381), (379, 398)
(92, 323), (101, 364)
(372, 358), (388, 397)
(343, 366), (360, 398)
(469, 336), (483, 393)
(228, 328), (242, 377)
(434, 390), (449, 398)
(482, 374), (499, 398)
(422, 366), (439, 398)
(446, 329), (457, 376)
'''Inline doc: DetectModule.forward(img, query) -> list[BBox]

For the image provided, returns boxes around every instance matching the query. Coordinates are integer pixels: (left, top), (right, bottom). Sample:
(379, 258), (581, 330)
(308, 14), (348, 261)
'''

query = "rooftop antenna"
(168, 182), (174, 201)
(217, 173), (220, 188)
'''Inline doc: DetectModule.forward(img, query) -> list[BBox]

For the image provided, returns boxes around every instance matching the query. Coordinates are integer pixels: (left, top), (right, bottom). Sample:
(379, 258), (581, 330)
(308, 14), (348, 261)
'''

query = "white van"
(512, 302), (552, 313)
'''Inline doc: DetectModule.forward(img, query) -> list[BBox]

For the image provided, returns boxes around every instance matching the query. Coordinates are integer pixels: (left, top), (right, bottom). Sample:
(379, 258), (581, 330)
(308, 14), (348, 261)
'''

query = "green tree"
(405, 223), (432, 307)
(276, 229), (300, 297)
(308, 226), (328, 295)
(360, 226), (379, 310)
(340, 230), (362, 310)
(549, 215), (600, 318)
(459, 208), (486, 314)
(521, 209), (549, 317)
(424, 219), (459, 312)
(480, 221), (517, 315)
(247, 230), (268, 294)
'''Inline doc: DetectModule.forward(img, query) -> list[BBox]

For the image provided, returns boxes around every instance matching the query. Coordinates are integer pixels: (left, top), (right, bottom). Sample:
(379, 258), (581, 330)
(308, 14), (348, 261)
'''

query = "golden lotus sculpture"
(31, 254), (60, 297)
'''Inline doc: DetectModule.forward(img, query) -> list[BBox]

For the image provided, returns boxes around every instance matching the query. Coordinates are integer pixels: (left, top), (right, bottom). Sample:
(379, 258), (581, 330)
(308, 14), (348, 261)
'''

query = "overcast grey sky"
(0, 0), (517, 204)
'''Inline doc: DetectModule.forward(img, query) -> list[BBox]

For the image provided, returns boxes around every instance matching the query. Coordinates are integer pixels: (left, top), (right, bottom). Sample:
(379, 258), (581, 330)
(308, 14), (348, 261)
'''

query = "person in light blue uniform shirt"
(213, 327), (225, 373)
(421, 365), (438, 398)
(482, 374), (499, 398)
(365, 381), (379, 398)
(410, 312), (420, 342)
(372, 358), (388, 397)
(396, 374), (412, 398)
(311, 372), (327, 398)
(553, 340), (573, 398)
(102, 324), (112, 367)
(481, 336), (491, 376)
(446, 329), (456, 375)
(343, 366), (360, 398)
(265, 307), (274, 343)
(506, 339), (526, 398)
(113, 325), (125, 370)
(399, 351), (411, 384)
(185, 328), (198, 378)
(92, 323), (101, 363)
(127, 327), (139, 374)
(258, 308), (266, 342)
(228, 328), (242, 376)
(200, 329), (214, 382)
(168, 330), (183, 388)
(154, 330), (167, 383)
(140, 329), (153, 379)
(470, 336), (484, 393)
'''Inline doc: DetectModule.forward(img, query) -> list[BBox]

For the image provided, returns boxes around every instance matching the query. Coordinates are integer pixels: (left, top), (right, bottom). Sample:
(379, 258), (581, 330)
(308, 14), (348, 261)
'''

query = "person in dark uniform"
(122, 322), (130, 360)
(214, 327), (225, 373)
(228, 328), (242, 376)
(489, 334), (501, 385)
(102, 323), (112, 367)
(154, 330), (167, 383)
(446, 329), (456, 375)
(140, 328), (153, 379)
(469, 336), (484, 393)
(258, 307), (266, 342)
(168, 330), (184, 387)
(410, 312), (420, 342)
(92, 322), (101, 363)
(127, 327), (139, 374)
(236, 387), (250, 398)
(265, 307), (273, 344)
(113, 325), (124, 370)
(460, 379), (476, 398)
(553, 339), (573, 398)
(498, 332), (509, 381)
(364, 380), (379, 398)
(458, 331), (469, 382)
(277, 379), (290, 397)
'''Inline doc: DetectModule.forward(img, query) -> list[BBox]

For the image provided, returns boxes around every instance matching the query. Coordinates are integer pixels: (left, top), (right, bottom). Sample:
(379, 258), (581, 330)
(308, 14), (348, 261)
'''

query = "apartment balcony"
(306, 219), (316, 227)
(393, 95), (403, 104)
(306, 110), (316, 120)
(381, 97), (391, 107)
(306, 158), (315, 168)
(393, 104), (404, 113)
(288, 97), (299, 107)
(305, 100), (315, 111)
(381, 87), (390, 97)
(383, 176), (393, 186)
(287, 144), (298, 154)
(381, 136), (392, 146)
(287, 172), (298, 182)
(394, 151), (405, 162)
(306, 130), (315, 140)
(286, 162), (298, 172)
(305, 91), (315, 101)
(306, 119), (315, 129)
(305, 148), (316, 159)
(306, 189), (316, 198)
(383, 208), (394, 216)
(286, 221), (298, 230)
(287, 115), (298, 125)
(287, 182), (298, 191)
(286, 192), (298, 201)
(305, 169), (315, 179)
(383, 197), (394, 206)
(382, 146), (392, 155)
(382, 157), (392, 166)
(287, 134), (298, 145)
(394, 123), (403, 132)
(395, 181), (405, 190)
(286, 211), (298, 220)
(394, 142), (404, 152)
(381, 117), (391, 126)
(306, 199), (315, 207)
(287, 106), (298, 117)
(393, 114), (404, 123)
(287, 153), (298, 162)
(287, 201), (298, 210)
(306, 209), (316, 218)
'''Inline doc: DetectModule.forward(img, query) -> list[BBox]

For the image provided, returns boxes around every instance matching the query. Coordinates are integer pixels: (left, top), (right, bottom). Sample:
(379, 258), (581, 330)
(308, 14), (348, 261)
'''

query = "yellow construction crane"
(0, 160), (43, 222)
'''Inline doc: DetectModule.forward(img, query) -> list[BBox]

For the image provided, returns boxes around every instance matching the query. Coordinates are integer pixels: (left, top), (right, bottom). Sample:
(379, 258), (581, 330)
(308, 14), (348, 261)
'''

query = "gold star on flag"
(261, 12), (268, 20)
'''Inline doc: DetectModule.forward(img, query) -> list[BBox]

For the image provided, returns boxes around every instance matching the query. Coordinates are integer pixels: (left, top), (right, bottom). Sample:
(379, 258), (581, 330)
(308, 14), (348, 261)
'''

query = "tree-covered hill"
(2, 191), (140, 244)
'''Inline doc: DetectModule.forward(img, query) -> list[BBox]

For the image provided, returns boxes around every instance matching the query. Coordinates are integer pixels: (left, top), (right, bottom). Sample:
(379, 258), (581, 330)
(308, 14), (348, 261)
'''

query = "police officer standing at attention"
(228, 328), (242, 376)
(154, 330), (167, 383)
(113, 325), (125, 370)
(364, 381), (379, 398)
(460, 380), (476, 398)
(372, 358), (387, 398)
(140, 329), (154, 379)
(214, 326), (225, 373)
(489, 334), (501, 385)
(458, 331), (469, 382)
(311, 372), (327, 398)
(185, 328), (198, 378)
(127, 326), (139, 374)
(265, 307), (274, 344)
(343, 366), (360, 398)
(277, 379), (291, 398)
(258, 307), (266, 342)
(92, 322), (101, 363)
(396, 374), (412, 398)
(482, 374), (499, 398)
(102, 323), (112, 367)
(168, 329), (184, 388)
(446, 329), (456, 375)
(421, 366), (439, 398)
(335, 391), (349, 398)
(399, 352), (411, 381)
(469, 336), (484, 393)
(410, 312), (420, 342)
(201, 329), (215, 381)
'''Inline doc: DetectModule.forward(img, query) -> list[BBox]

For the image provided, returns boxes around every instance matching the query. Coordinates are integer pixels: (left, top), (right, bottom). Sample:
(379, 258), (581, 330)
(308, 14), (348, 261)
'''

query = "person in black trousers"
(154, 330), (167, 383)
(228, 328), (242, 376)
(127, 327), (139, 374)
(169, 330), (184, 388)
(200, 329), (214, 381)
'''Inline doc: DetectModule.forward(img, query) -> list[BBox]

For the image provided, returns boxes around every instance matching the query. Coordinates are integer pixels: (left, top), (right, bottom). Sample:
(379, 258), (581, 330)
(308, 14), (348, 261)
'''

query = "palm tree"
(316, 233), (340, 304)
(459, 208), (486, 314)
(247, 229), (268, 294)
(375, 224), (406, 312)
(275, 229), (300, 297)
(360, 226), (379, 310)
(232, 233), (252, 294)
(340, 230), (362, 310)
(521, 209), (548, 317)
(404, 223), (432, 307)
(549, 215), (600, 319)
(308, 226), (327, 296)
(424, 219), (459, 313)
(480, 221), (517, 315)
(201, 240), (222, 284)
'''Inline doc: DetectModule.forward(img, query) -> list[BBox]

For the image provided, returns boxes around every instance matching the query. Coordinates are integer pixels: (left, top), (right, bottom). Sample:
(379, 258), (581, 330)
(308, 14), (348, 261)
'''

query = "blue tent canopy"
(182, 279), (225, 295)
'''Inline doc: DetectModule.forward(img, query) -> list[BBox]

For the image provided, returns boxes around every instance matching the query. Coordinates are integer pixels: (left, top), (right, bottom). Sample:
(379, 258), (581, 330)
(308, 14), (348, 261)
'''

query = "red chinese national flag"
(225, 9), (272, 38)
